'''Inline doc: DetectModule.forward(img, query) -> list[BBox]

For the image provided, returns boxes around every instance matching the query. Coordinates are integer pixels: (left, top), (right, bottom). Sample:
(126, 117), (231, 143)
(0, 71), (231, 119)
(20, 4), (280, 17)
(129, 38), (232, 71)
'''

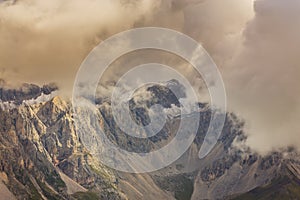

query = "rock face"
(232, 162), (300, 200)
(0, 80), (58, 104)
(0, 96), (124, 199)
(0, 81), (300, 200)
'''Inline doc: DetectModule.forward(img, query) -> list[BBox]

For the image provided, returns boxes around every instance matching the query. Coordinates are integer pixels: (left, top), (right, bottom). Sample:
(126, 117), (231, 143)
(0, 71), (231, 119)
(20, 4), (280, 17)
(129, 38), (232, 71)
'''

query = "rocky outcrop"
(0, 96), (124, 199)
(0, 80), (58, 104)
(1, 81), (300, 200)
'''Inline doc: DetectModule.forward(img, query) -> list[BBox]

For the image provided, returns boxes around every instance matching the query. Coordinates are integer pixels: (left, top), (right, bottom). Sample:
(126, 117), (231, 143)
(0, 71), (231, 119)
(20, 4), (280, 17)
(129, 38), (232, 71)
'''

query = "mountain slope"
(1, 81), (300, 199)
(0, 97), (124, 199)
(233, 163), (300, 200)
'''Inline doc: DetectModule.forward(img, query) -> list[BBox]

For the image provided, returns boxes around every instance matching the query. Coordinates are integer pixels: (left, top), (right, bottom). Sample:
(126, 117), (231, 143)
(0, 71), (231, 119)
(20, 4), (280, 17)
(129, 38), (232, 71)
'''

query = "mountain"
(232, 162), (300, 200)
(0, 81), (300, 199)
(0, 80), (58, 105)
(0, 96), (124, 199)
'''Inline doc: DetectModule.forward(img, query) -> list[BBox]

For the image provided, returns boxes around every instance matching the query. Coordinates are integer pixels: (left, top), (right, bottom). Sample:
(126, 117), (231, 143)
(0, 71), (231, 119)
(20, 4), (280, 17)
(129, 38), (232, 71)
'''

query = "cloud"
(0, 0), (161, 92)
(1, 0), (299, 154)
(0, 0), (251, 93)
(224, 0), (300, 154)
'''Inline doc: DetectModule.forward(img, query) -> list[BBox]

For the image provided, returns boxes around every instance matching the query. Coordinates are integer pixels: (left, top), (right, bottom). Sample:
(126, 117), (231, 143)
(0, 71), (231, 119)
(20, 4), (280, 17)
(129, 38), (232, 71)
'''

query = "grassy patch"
(154, 174), (194, 200)
(45, 170), (66, 191)
(37, 180), (62, 200)
(233, 175), (300, 200)
(72, 191), (99, 200)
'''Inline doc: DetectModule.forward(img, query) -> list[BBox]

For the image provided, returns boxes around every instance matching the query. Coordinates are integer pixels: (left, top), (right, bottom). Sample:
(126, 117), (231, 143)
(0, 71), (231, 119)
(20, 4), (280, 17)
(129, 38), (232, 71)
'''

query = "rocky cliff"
(0, 96), (124, 199)
(0, 81), (300, 200)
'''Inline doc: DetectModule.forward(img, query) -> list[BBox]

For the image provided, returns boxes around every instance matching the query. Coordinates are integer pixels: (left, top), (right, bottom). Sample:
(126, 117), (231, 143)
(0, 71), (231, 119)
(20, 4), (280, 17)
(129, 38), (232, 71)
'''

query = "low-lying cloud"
(226, 0), (300, 154)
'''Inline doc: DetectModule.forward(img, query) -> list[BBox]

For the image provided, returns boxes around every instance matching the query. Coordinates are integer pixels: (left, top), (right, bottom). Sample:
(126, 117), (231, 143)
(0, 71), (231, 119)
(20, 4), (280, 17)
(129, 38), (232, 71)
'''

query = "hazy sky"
(0, 0), (299, 154)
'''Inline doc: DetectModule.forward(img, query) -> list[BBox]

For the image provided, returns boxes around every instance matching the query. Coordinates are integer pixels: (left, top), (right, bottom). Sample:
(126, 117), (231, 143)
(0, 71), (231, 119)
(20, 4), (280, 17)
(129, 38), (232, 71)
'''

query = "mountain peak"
(0, 81), (58, 104)
(51, 96), (66, 107)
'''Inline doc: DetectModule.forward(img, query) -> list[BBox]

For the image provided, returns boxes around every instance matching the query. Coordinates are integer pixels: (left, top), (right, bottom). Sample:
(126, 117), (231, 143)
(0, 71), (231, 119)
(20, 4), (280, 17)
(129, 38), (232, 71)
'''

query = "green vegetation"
(37, 180), (62, 200)
(45, 170), (66, 191)
(88, 164), (117, 190)
(233, 175), (300, 200)
(13, 169), (42, 199)
(27, 179), (43, 200)
(72, 191), (99, 200)
(154, 174), (194, 200)
(174, 175), (194, 200)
